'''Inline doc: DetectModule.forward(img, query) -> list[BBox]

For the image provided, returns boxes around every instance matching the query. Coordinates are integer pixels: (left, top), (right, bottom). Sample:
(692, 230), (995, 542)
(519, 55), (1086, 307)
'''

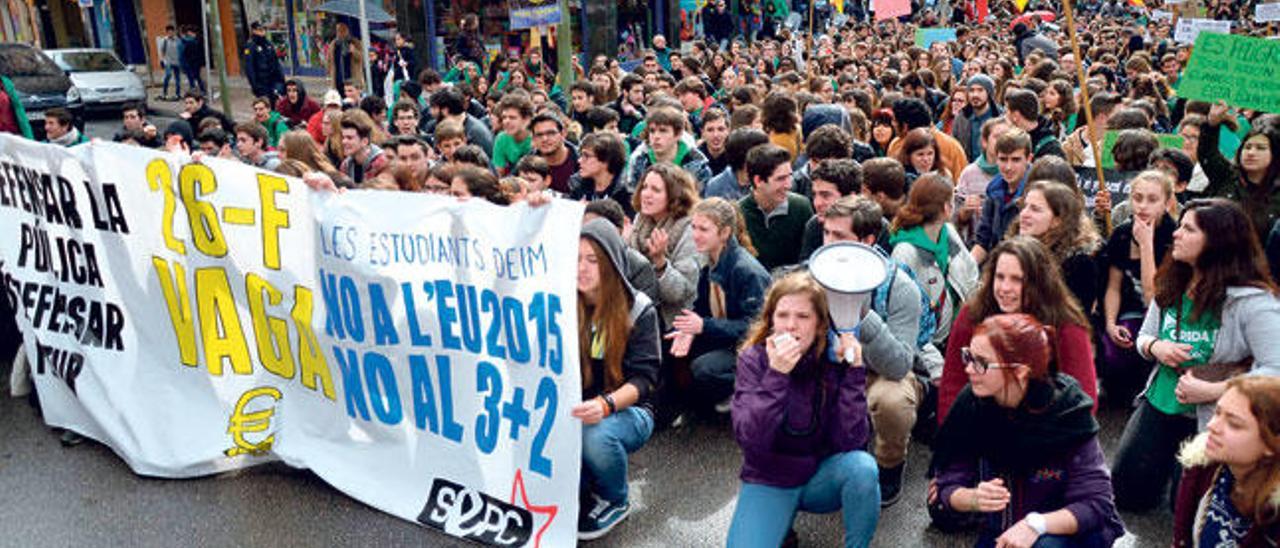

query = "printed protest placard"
(1098, 131), (1186, 170)
(914, 28), (958, 48)
(875, 0), (912, 20)
(1257, 2), (1280, 22)
(1180, 32), (1280, 114)
(509, 0), (561, 29)
(0, 135), (584, 547)
(1174, 17), (1231, 44)
(1075, 167), (1140, 212)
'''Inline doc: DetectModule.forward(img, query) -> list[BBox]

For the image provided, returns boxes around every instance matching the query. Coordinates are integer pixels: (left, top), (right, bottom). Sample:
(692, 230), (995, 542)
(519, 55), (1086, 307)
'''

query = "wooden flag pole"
(808, 0), (817, 55)
(1062, 0), (1111, 236)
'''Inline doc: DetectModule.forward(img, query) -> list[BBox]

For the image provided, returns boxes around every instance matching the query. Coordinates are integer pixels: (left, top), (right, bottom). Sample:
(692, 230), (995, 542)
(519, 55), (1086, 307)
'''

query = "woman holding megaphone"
(726, 271), (879, 548)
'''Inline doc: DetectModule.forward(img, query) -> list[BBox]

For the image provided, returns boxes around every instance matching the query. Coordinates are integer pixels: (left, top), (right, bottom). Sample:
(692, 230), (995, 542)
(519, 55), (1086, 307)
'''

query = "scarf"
(932, 374), (1099, 472)
(976, 153), (999, 176)
(890, 224), (952, 277)
(628, 214), (690, 260)
(49, 127), (83, 147)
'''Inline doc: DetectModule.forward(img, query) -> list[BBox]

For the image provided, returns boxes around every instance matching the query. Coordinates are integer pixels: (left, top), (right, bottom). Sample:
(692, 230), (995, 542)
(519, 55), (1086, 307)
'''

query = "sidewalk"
(145, 73), (333, 121)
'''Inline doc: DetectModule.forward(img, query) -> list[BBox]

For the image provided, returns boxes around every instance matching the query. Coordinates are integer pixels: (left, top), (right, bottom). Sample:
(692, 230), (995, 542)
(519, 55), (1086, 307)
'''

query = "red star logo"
(509, 469), (558, 548)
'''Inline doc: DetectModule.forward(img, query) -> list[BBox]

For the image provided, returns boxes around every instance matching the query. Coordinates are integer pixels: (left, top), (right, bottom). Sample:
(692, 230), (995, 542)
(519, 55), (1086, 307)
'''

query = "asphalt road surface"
(1, 356), (1172, 547)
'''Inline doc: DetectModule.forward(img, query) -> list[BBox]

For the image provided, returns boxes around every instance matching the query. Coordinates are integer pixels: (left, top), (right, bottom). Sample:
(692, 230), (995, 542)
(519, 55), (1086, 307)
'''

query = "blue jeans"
(162, 63), (182, 97)
(581, 406), (653, 504)
(726, 450), (880, 548)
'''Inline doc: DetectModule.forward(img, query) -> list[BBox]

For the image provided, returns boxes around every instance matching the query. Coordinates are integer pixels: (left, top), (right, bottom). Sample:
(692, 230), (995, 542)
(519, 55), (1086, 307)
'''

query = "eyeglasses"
(960, 347), (1023, 374)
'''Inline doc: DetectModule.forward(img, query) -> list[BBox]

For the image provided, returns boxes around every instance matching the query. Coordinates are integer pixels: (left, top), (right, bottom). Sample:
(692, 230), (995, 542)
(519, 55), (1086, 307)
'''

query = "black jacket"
(579, 219), (662, 412)
(243, 35), (285, 95)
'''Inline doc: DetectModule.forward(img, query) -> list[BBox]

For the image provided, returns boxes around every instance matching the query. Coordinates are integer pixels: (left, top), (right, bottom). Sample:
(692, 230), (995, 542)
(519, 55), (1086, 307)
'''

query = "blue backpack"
(870, 258), (938, 350)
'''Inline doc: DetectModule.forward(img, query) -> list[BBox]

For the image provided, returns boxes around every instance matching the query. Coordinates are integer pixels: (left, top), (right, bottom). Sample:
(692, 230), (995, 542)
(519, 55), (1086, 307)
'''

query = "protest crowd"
(5, 0), (1280, 545)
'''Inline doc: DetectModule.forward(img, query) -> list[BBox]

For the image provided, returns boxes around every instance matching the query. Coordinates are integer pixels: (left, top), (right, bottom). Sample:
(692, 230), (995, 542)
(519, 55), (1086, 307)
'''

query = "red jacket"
(938, 307), (1099, 426)
(306, 109), (328, 144)
(276, 95), (321, 126)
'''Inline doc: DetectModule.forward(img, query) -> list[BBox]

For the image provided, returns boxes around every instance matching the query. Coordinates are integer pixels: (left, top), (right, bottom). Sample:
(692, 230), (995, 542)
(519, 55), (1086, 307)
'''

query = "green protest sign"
(1179, 33), (1280, 114)
(1099, 131), (1185, 170)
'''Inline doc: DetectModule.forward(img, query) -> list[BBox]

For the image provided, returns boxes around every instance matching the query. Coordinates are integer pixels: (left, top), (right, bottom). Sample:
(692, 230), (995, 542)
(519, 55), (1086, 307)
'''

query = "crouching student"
(574, 219), (662, 540)
(727, 271), (880, 548)
(1172, 376), (1280, 547)
(932, 313), (1126, 548)
(668, 197), (770, 412)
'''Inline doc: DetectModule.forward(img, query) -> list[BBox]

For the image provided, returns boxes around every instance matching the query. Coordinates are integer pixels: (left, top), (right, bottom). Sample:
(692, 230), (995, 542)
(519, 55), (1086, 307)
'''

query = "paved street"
(1, 355), (1172, 548)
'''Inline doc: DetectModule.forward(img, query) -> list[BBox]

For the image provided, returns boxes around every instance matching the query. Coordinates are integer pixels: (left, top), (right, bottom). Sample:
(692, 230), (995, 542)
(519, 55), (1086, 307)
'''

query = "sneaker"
(578, 496), (632, 541)
(879, 463), (905, 508)
(59, 429), (85, 447)
(714, 396), (733, 414)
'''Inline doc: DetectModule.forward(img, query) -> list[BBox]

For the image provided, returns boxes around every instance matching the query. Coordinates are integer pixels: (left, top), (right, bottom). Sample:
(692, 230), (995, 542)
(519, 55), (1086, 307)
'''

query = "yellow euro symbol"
(225, 386), (282, 457)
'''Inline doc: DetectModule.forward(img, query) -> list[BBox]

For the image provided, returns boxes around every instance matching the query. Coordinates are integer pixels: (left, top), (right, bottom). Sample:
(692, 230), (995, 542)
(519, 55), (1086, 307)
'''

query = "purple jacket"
(732, 343), (869, 488)
(936, 437), (1125, 545)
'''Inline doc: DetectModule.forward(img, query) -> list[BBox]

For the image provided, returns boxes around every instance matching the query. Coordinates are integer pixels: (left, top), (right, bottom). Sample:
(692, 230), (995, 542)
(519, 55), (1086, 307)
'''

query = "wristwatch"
(1025, 512), (1047, 535)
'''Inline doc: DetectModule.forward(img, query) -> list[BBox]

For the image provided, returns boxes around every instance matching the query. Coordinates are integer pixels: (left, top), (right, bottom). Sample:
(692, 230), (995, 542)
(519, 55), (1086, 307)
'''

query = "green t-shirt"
(1147, 294), (1221, 415)
(492, 131), (532, 171)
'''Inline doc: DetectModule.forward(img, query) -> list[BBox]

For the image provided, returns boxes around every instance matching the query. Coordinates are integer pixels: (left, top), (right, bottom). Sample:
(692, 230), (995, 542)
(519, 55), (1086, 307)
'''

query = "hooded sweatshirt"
(275, 79), (321, 125)
(1135, 285), (1280, 428)
(580, 219), (662, 413)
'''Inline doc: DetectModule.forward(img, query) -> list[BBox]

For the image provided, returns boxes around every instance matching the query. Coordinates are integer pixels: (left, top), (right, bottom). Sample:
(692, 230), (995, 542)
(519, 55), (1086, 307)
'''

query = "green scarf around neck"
(890, 224), (951, 276)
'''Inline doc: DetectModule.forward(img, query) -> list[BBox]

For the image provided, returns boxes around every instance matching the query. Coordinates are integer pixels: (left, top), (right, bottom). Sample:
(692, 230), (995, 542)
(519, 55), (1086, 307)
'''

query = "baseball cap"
(323, 89), (342, 107)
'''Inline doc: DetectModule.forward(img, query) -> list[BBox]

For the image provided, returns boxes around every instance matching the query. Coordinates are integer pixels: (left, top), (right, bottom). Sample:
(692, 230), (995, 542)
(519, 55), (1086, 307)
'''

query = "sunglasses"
(960, 347), (1023, 374)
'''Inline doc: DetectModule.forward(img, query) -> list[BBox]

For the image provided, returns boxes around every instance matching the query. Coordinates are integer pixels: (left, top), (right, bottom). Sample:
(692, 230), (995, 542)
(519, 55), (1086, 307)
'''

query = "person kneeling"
(727, 271), (880, 548)
(931, 314), (1125, 548)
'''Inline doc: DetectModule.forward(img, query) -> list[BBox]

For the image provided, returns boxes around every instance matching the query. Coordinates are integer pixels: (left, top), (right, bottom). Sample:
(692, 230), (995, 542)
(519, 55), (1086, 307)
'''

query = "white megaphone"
(808, 242), (891, 362)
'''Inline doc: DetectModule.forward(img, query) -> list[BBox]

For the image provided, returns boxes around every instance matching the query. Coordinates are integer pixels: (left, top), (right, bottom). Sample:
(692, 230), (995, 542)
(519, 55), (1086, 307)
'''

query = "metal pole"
(1062, 0), (1110, 235)
(557, 0), (573, 91)
(201, 1), (212, 98)
(358, 0), (374, 95)
(425, 0), (439, 71)
(206, 0), (233, 114)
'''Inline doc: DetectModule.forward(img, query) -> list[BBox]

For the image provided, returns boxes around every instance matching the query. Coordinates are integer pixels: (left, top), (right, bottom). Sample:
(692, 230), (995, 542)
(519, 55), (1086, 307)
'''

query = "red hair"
(973, 313), (1056, 381)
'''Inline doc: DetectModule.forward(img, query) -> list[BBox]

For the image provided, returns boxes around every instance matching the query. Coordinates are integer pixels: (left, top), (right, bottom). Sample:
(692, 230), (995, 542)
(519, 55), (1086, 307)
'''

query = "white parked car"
(45, 48), (146, 111)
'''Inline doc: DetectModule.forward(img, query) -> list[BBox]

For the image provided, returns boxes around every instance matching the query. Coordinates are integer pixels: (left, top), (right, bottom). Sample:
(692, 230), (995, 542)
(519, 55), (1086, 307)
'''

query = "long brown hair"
(891, 173), (953, 232)
(740, 271), (830, 361)
(282, 130), (338, 176)
(578, 237), (633, 392)
(632, 163), (699, 221)
(1009, 180), (1101, 261)
(965, 236), (1090, 330)
(691, 197), (758, 256)
(1154, 199), (1278, 320)
(1222, 375), (1280, 526)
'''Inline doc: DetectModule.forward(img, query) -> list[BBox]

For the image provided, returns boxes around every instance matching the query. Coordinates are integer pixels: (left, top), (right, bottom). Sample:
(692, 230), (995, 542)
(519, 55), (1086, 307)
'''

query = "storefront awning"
(313, 0), (395, 25)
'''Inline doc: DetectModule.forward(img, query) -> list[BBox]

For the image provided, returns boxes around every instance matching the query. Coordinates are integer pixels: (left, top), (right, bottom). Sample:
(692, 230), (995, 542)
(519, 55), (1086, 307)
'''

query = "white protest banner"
(1174, 18), (1231, 44)
(1151, 9), (1173, 22)
(0, 135), (582, 547)
(1257, 2), (1280, 22)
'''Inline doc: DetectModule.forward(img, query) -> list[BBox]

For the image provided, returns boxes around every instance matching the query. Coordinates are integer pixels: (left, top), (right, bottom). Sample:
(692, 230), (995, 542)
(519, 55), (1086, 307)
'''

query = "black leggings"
(1109, 400), (1197, 512)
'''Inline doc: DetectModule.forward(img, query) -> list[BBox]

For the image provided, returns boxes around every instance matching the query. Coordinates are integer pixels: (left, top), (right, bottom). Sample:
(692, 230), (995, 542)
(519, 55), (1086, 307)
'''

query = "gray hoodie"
(580, 219), (662, 407)
(1136, 286), (1280, 428)
(858, 267), (923, 382)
